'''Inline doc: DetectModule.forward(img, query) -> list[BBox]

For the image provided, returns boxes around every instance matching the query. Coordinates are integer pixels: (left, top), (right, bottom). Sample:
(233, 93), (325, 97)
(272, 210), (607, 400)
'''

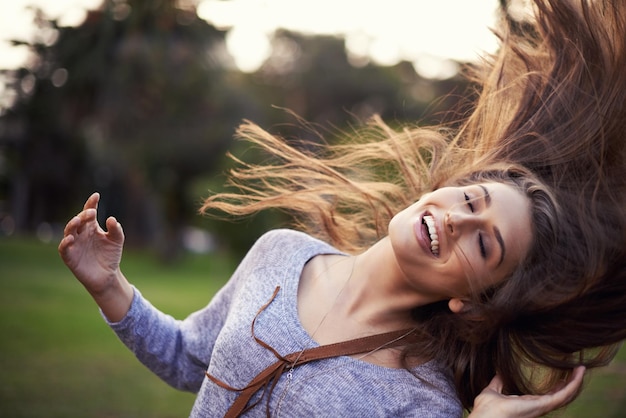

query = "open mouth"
(422, 215), (439, 256)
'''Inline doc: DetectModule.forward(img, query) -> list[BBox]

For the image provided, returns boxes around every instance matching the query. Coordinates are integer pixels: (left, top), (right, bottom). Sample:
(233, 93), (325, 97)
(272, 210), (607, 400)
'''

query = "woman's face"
(388, 182), (533, 303)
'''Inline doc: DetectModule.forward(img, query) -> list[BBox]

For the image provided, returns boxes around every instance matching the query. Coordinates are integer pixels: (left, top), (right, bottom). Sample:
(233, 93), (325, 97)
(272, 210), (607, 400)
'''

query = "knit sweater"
(106, 229), (462, 417)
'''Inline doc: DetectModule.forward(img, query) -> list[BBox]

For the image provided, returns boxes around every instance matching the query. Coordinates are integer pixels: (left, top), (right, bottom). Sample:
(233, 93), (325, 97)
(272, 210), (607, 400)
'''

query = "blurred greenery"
(1, 236), (625, 417)
(0, 236), (233, 417)
(0, 0), (469, 258)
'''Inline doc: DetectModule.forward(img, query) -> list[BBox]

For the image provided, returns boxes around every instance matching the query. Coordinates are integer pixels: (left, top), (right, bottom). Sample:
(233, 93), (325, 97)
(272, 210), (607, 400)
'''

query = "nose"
(445, 209), (483, 235)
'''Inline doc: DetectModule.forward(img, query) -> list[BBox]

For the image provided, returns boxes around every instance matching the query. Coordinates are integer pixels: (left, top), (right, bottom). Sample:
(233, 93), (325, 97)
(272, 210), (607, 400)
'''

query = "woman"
(60, 178), (579, 417)
(59, 0), (625, 416)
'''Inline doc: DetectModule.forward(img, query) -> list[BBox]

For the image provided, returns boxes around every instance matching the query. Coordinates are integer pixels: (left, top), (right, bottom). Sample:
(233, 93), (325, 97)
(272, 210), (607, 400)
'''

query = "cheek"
(450, 239), (475, 273)
(447, 254), (473, 292)
(389, 205), (418, 241)
(388, 211), (402, 232)
(446, 242), (491, 295)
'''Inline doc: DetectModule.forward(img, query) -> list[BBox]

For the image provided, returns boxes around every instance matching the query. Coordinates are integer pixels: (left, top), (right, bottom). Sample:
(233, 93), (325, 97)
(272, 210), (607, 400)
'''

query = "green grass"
(0, 236), (625, 417)
(0, 236), (233, 418)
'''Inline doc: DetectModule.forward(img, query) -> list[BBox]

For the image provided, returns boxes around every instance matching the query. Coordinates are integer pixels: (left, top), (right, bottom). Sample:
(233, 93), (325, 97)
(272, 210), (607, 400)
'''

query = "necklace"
(274, 326), (418, 418)
(207, 255), (420, 418)
(274, 254), (358, 413)
(292, 255), (357, 363)
(273, 255), (416, 417)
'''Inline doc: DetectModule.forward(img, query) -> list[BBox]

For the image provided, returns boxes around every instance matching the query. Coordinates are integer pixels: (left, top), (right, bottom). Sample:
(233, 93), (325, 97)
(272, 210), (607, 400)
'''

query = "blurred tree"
(243, 30), (467, 137)
(0, 0), (250, 260)
(0, 0), (470, 260)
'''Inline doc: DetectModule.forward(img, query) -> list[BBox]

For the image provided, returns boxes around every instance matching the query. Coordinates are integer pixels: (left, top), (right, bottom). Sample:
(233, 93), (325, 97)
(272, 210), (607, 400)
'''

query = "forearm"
(106, 287), (207, 392)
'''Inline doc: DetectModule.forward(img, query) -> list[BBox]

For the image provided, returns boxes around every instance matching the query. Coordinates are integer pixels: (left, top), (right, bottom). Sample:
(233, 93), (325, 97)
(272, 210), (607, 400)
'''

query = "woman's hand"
(469, 366), (585, 418)
(58, 192), (134, 321)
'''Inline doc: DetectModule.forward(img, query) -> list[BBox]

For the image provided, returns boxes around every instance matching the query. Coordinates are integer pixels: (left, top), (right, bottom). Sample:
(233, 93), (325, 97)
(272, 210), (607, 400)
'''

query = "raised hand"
(58, 192), (134, 321)
(469, 366), (585, 418)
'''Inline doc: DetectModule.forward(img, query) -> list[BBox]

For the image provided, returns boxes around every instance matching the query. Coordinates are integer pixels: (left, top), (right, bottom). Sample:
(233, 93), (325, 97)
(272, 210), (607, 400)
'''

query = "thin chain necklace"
(274, 254), (358, 414)
(274, 326), (417, 418)
(273, 255), (416, 416)
(205, 257), (419, 418)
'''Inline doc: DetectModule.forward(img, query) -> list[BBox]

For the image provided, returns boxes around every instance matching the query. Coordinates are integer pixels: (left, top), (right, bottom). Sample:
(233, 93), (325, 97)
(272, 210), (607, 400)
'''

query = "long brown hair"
(422, 0), (626, 407)
(201, 0), (626, 411)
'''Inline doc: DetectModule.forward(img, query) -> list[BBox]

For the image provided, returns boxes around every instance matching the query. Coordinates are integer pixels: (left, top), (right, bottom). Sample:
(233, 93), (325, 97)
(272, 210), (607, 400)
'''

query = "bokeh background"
(0, 1), (624, 417)
(0, 0), (499, 256)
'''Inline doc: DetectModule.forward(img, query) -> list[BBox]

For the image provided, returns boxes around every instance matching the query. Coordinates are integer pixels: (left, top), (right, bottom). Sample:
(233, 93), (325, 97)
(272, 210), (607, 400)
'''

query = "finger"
(105, 216), (124, 242)
(536, 366), (586, 414)
(83, 192), (100, 211)
(486, 374), (504, 394)
(548, 366), (585, 395)
(76, 208), (98, 235)
(63, 216), (80, 236)
(556, 366), (585, 403)
(84, 208), (97, 220)
(58, 234), (75, 254)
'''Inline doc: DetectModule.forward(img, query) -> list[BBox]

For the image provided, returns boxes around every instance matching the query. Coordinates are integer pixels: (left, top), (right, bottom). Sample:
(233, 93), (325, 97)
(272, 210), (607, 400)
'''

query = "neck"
(298, 238), (436, 367)
(341, 237), (434, 329)
(298, 236), (438, 346)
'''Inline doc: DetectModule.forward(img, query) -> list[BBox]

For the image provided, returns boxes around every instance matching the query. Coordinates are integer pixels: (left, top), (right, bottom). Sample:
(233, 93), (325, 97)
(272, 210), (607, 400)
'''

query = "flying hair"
(201, 0), (626, 411)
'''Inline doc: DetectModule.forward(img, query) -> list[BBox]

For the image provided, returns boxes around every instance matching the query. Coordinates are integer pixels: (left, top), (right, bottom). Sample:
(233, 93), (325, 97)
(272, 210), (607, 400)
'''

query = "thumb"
(486, 374), (504, 394)
(105, 216), (125, 242)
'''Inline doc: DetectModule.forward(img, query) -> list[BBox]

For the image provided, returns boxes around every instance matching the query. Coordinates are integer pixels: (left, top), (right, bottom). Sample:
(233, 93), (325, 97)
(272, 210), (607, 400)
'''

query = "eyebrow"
(479, 185), (506, 267)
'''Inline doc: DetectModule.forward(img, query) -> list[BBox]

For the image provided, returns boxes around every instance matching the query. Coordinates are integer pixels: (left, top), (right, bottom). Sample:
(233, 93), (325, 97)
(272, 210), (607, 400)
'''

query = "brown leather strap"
(205, 286), (420, 417)
(213, 327), (419, 418)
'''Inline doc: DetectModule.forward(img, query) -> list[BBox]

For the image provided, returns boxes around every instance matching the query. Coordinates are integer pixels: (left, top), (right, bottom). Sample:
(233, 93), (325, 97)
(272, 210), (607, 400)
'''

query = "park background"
(0, 0), (624, 416)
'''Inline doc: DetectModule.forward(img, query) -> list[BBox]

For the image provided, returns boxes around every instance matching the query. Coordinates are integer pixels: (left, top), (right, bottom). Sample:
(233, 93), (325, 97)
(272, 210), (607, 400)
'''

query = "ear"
(447, 297), (466, 314)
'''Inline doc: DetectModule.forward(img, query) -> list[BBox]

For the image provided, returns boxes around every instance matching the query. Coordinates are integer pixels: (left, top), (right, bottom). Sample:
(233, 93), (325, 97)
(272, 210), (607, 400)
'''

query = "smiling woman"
(387, 181), (534, 305)
(59, 1), (626, 417)
(195, 0), (626, 413)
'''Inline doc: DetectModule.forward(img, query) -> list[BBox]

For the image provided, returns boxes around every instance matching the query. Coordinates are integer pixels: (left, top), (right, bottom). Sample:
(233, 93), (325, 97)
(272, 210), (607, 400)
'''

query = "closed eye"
(464, 192), (474, 212)
(478, 233), (487, 258)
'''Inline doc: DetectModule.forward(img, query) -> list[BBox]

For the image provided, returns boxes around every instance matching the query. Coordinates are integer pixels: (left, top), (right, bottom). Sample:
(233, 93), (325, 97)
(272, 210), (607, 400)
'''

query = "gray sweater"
(107, 229), (462, 417)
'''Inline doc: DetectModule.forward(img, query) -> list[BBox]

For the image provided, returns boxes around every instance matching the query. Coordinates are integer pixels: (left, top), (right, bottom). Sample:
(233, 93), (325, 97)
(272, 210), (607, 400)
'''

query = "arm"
(58, 192), (134, 322)
(468, 366), (585, 418)
(59, 193), (242, 392)
(59, 193), (216, 391)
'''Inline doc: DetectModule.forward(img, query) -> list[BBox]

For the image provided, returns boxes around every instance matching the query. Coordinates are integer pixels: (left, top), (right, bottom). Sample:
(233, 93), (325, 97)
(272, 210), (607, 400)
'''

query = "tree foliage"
(0, 0), (470, 259)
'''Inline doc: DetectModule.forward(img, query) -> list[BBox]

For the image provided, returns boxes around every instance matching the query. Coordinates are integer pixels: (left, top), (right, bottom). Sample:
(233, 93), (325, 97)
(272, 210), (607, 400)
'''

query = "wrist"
(91, 270), (134, 322)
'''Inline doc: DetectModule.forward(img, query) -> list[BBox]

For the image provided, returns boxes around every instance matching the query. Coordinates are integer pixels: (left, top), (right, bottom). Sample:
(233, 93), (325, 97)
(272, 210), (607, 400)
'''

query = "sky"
(0, 0), (503, 78)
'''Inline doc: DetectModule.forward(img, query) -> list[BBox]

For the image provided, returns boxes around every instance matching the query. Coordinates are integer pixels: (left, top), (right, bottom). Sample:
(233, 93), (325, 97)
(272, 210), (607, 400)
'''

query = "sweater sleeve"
(102, 230), (290, 393)
(104, 267), (240, 393)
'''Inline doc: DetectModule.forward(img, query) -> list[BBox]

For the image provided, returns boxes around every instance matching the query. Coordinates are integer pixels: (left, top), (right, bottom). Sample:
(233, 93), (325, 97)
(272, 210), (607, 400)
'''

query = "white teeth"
(423, 215), (439, 256)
